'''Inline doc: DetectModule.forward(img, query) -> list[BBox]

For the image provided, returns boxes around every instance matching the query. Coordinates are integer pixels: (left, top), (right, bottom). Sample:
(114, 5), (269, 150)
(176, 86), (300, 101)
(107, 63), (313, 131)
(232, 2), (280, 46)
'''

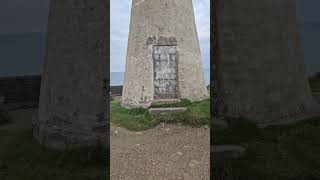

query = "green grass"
(0, 110), (11, 126)
(111, 99), (210, 131)
(0, 130), (108, 180)
(213, 117), (259, 145)
(309, 73), (320, 92)
(213, 117), (320, 180)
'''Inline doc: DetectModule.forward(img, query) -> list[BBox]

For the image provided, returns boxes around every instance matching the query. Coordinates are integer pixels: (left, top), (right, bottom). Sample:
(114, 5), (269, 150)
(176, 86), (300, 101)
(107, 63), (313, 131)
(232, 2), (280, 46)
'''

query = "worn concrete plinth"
(151, 99), (181, 106)
(122, 0), (208, 108)
(33, 0), (108, 150)
(213, 0), (319, 126)
(148, 107), (188, 114)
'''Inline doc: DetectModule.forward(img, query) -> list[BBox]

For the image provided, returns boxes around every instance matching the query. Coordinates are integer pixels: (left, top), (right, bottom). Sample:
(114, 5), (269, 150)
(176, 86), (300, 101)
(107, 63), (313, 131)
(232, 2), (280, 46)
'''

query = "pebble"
(188, 160), (200, 168)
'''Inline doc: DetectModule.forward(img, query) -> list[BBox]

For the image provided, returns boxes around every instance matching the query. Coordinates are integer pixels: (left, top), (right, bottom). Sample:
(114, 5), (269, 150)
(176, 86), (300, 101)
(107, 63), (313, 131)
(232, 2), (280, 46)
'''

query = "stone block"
(148, 107), (188, 114)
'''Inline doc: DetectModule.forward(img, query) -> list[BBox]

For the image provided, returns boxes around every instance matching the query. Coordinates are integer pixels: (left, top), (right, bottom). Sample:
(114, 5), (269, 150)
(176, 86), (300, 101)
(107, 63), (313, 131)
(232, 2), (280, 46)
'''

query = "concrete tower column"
(122, 0), (209, 108)
(33, 0), (108, 150)
(214, 0), (319, 126)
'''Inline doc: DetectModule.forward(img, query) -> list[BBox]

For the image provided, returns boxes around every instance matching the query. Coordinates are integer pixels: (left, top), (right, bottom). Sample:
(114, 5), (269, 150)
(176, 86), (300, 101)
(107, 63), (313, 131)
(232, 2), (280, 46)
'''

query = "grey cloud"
(0, 0), (50, 33)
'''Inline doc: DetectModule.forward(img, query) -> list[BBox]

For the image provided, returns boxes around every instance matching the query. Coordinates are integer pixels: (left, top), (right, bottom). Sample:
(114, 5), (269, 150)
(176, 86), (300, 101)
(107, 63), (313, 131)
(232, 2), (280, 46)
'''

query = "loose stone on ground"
(110, 123), (209, 180)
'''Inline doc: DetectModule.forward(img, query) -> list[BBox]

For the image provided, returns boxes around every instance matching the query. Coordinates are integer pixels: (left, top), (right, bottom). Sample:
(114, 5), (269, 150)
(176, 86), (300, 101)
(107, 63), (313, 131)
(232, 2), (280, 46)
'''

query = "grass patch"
(309, 73), (320, 92)
(111, 99), (209, 131)
(213, 117), (259, 145)
(213, 117), (320, 180)
(0, 130), (108, 180)
(0, 110), (11, 126)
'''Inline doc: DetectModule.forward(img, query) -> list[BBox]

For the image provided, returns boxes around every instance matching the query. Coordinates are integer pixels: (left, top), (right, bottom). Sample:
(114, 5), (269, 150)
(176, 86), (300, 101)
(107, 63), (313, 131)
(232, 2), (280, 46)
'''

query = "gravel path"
(1, 107), (210, 179)
(110, 123), (210, 180)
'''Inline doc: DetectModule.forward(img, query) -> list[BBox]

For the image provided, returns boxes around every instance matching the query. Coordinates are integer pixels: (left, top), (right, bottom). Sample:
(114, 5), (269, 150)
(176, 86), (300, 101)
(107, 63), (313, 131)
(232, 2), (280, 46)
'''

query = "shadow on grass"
(213, 117), (320, 180)
(111, 99), (210, 131)
(0, 129), (108, 180)
(0, 110), (11, 126)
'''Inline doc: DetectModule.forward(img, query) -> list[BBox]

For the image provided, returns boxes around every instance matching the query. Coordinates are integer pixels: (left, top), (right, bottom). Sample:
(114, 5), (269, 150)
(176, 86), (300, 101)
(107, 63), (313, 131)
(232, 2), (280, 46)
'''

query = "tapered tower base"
(122, 0), (209, 108)
(213, 0), (319, 126)
(33, 0), (108, 150)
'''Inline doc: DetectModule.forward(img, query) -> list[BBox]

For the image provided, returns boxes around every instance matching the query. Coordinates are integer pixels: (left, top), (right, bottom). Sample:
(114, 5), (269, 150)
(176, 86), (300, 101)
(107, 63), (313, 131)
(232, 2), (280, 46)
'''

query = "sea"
(111, 69), (211, 86)
(0, 22), (320, 79)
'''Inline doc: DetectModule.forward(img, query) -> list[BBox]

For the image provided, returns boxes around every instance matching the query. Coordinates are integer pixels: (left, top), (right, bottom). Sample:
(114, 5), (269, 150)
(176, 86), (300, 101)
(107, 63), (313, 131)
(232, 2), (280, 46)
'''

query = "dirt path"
(110, 123), (210, 180)
(1, 108), (210, 179)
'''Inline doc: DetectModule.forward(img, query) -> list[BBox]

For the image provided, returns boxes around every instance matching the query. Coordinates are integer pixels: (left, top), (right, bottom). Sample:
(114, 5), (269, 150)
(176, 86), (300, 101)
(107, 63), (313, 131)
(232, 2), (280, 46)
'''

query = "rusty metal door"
(153, 45), (178, 99)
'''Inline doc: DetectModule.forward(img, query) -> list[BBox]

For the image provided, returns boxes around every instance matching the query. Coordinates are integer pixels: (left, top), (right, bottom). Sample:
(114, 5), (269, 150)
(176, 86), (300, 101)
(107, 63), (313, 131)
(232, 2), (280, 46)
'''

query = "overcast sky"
(0, 0), (50, 33)
(0, 0), (319, 33)
(110, 0), (210, 72)
(0, 0), (319, 74)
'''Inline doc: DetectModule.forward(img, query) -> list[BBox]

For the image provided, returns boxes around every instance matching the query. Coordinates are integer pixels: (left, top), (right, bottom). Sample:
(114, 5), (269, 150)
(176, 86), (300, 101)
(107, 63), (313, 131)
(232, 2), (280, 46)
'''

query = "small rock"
(136, 132), (143, 135)
(188, 160), (199, 168)
(114, 130), (118, 134)
(188, 163), (195, 168)
(177, 151), (183, 155)
(165, 128), (170, 132)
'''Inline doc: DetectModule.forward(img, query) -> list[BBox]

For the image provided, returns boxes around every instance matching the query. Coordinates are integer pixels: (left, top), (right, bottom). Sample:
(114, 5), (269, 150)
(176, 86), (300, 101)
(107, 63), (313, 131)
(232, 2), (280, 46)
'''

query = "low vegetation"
(309, 72), (320, 92)
(0, 110), (11, 126)
(213, 117), (320, 180)
(111, 99), (210, 131)
(0, 129), (108, 180)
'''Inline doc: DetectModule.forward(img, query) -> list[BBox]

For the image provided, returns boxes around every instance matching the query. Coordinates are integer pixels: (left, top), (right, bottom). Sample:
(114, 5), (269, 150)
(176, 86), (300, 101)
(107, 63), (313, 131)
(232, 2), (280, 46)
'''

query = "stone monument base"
(32, 110), (108, 150)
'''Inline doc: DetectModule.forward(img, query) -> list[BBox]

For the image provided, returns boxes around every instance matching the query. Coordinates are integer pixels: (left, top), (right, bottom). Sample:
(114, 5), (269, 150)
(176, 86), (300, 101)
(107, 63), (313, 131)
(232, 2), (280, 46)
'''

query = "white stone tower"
(213, 0), (319, 126)
(122, 0), (209, 108)
(33, 0), (108, 150)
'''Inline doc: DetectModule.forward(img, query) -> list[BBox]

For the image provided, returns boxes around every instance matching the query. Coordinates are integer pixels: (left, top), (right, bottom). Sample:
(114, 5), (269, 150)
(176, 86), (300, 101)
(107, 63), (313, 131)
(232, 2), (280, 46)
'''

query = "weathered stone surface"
(148, 107), (188, 114)
(33, 0), (108, 150)
(213, 0), (319, 125)
(122, 0), (209, 108)
(151, 99), (181, 106)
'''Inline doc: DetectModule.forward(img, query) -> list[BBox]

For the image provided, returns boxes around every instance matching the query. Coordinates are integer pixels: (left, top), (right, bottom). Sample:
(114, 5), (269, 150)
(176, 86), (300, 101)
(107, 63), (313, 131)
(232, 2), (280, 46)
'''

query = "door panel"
(153, 46), (178, 99)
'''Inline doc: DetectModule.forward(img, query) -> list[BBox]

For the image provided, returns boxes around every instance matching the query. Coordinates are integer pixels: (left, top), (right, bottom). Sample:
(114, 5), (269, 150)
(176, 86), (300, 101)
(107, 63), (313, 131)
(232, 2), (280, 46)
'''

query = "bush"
(0, 109), (11, 126)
